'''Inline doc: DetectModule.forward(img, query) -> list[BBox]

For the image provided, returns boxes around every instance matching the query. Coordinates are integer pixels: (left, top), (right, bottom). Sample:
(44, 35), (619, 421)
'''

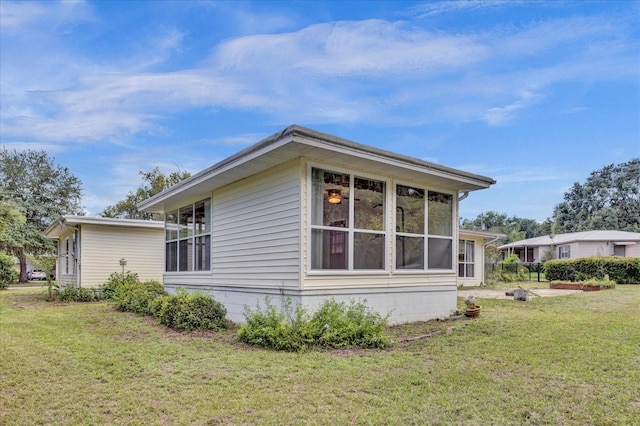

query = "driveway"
(458, 288), (583, 300)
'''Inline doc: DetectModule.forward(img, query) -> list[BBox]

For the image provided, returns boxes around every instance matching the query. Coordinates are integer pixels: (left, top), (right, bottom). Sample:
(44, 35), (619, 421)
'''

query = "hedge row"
(543, 257), (640, 284)
(99, 272), (228, 331)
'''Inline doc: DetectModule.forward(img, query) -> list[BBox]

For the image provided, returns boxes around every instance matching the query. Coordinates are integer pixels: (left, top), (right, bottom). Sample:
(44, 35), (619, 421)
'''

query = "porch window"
(559, 245), (570, 259)
(165, 198), (211, 272)
(458, 240), (475, 278)
(396, 185), (453, 270)
(310, 168), (386, 271)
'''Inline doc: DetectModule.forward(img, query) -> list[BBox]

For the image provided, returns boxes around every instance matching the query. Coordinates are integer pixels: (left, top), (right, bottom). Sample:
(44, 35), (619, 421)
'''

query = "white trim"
(306, 162), (391, 274)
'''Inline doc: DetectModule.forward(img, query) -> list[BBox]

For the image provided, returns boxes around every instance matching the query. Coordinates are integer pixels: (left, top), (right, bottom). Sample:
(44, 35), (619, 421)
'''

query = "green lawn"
(1, 286), (639, 425)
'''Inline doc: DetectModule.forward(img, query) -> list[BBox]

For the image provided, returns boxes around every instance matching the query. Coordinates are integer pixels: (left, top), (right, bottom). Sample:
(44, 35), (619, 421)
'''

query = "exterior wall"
(164, 283), (456, 325)
(624, 243), (640, 257)
(165, 158), (462, 324)
(165, 160), (302, 290)
(457, 234), (486, 287)
(504, 240), (640, 262)
(79, 224), (164, 288)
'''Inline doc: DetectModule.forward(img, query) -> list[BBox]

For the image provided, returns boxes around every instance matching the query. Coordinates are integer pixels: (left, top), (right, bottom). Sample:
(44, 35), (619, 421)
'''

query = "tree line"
(461, 158), (640, 242)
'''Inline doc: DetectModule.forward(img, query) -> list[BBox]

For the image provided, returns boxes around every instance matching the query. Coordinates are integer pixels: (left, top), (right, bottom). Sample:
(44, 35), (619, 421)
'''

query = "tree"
(0, 200), (25, 236)
(460, 210), (544, 242)
(552, 158), (640, 233)
(0, 252), (18, 289)
(0, 149), (83, 282)
(101, 167), (191, 219)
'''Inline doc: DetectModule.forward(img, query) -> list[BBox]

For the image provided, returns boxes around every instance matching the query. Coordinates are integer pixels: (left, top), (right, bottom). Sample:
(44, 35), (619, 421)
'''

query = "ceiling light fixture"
(327, 189), (342, 204)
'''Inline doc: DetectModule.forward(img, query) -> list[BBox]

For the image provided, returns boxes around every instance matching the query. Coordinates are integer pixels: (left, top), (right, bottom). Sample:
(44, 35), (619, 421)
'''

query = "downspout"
(458, 191), (469, 202)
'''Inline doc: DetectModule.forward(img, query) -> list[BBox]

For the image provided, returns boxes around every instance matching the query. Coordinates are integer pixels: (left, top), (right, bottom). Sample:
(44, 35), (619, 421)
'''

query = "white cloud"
(406, 0), (518, 18)
(0, 141), (71, 153)
(1, 6), (637, 148)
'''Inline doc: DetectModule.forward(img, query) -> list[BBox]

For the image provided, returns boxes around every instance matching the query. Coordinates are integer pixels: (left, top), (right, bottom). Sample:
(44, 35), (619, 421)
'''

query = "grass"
(1, 286), (639, 425)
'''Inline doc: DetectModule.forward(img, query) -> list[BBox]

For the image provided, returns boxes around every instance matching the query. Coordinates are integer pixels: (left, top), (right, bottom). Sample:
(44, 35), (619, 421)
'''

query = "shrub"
(151, 290), (227, 331)
(238, 297), (390, 352)
(59, 286), (104, 302)
(497, 262), (529, 282)
(114, 280), (166, 315)
(0, 253), (18, 290)
(309, 299), (390, 349)
(545, 257), (640, 284)
(101, 271), (140, 300)
(238, 297), (314, 352)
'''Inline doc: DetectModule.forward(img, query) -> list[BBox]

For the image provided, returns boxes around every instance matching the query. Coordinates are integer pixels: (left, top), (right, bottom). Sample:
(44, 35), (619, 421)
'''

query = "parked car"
(29, 270), (46, 281)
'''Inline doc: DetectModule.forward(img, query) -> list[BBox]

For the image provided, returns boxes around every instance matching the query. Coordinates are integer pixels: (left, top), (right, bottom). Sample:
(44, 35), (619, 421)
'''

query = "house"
(499, 230), (640, 262)
(138, 125), (496, 324)
(44, 216), (164, 288)
(458, 229), (505, 287)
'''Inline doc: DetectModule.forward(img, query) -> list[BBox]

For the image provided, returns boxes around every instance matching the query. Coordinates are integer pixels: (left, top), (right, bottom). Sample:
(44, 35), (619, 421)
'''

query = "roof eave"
(139, 125), (497, 213)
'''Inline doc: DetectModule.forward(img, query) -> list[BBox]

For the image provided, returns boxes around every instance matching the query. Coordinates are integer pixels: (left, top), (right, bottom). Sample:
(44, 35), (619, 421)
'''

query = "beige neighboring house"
(139, 125), (496, 324)
(499, 230), (640, 262)
(45, 216), (164, 288)
(458, 229), (505, 287)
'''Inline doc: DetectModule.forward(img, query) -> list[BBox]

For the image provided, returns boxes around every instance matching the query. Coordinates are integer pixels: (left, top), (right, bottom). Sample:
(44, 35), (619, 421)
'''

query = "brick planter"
(549, 282), (614, 291)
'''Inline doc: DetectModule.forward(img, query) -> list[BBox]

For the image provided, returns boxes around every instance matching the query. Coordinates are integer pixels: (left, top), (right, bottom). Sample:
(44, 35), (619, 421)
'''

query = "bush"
(544, 257), (640, 284)
(101, 271), (140, 300)
(309, 299), (390, 349)
(238, 297), (390, 352)
(151, 290), (227, 331)
(0, 253), (18, 290)
(497, 262), (529, 282)
(238, 298), (314, 352)
(114, 280), (166, 315)
(59, 286), (104, 302)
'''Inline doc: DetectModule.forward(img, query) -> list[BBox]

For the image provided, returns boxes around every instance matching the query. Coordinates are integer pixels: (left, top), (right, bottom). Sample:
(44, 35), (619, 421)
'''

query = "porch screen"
(165, 198), (211, 272)
(310, 168), (386, 271)
(395, 185), (454, 270)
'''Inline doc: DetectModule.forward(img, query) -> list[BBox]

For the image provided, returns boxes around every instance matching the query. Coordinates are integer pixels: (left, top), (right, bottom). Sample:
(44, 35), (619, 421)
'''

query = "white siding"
(457, 234), (485, 287)
(209, 160), (302, 289)
(79, 224), (164, 288)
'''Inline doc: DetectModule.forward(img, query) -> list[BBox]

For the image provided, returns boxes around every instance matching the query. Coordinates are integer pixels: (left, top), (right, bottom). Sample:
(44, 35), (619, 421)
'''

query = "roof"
(139, 124), (496, 213)
(44, 215), (164, 239)
(499, 230), (640, 249)
(459, 229), (506, 240)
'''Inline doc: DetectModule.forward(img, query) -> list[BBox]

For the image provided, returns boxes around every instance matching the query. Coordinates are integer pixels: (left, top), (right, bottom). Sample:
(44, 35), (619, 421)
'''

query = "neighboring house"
(458, 229), (505, 287)
(44, 216), (164, 288)
(499, 230), (640, 262)
(139, 125), (496, 324)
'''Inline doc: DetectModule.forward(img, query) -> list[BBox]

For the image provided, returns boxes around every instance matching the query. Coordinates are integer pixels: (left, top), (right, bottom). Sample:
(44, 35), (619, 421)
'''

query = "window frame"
(165, 198), (211, 273)
(458, 239), (475, 278)
(559, 245), (571, 259)
(308, 163), (390, 274)
(393, 181), (456, 273)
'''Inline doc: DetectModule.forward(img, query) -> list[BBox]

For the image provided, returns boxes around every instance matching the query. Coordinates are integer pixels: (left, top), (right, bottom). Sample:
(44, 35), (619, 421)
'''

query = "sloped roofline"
(139, 124), (496, 213)
(44, 215), (164, 239)
(499, 230), (640, 249)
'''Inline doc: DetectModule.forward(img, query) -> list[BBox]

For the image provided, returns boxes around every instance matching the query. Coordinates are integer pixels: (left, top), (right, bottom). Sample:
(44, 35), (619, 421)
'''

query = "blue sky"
(1, 0), (638, 222)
